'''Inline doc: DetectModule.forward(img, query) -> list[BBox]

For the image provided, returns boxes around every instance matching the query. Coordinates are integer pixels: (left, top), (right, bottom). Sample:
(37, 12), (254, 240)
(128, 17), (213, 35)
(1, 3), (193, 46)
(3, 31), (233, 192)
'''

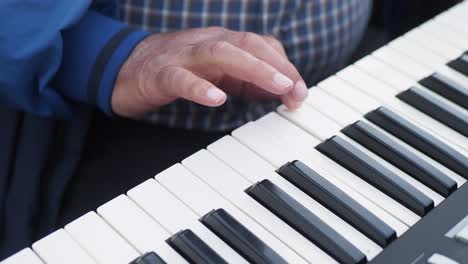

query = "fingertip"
(206, 87), (227, 105)
(292, 81), (309, 100)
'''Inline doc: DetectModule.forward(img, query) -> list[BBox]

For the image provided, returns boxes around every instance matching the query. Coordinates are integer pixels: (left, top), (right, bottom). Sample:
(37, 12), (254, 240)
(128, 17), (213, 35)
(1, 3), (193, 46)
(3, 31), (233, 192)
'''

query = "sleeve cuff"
(53, 10), (150, 116)
(89, 29), (150, 115)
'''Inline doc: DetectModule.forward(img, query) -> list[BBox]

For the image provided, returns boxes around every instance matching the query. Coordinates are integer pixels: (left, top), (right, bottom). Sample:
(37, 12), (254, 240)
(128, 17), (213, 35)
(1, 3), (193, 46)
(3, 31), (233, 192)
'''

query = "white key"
(182, 151), (337, 264)
(305, 89), (362, 126)
(455, 224), (468, 244)
(420, 21), (468, 50)
(127, 179), (248, 264)
(339, 133), (445, 206)
(156, 164), (308, 264)
(354, 56), (414, 90)
(277, 104), (341, 141)
(32, 229), (96, 264)
(318, 76), (381, 114)
(427, 253), (460, 264)
(208, 136), (383, 260)
(65, 212), (139, 264)
(435, 13), (468, 36)
(1, 248), (43, 264)
(389, 37), (447, 69)
(372, 46), (433, 79)
(233, 122), (413, 231)
(97, 195), (188, 263)
(404, 30), (463, 59)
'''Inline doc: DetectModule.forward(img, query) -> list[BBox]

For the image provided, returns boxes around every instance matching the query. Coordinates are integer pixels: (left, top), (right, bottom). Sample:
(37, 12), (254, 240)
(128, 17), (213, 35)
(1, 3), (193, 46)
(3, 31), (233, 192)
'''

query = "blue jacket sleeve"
(0, 1), (149, 117)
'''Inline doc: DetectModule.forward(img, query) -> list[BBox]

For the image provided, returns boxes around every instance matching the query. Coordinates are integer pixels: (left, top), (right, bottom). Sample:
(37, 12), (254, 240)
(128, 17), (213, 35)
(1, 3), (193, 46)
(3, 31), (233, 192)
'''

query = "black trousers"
(58, 112), (228, 226)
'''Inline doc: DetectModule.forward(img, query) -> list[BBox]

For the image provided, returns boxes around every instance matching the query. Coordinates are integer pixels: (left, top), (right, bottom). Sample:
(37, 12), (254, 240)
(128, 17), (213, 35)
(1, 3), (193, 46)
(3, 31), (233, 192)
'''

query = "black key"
(448, 54), (468, 77)
(201, 208), (287, 264)
(167, 229), (228, 264)
(129, 252), (167, 264)
(277, 160), (396, 247)
(316, 136), (434, 216)
(397, 87), (468, 136)
(246, 179), (367, 264)
(419, 73), (468, 109)
(342, 121), (457, 197)
(365, 107), (468, 177)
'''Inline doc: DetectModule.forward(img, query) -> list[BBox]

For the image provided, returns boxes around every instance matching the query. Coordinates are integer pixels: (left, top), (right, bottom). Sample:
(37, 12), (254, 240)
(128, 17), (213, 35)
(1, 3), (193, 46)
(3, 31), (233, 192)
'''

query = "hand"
(112, 27), (308, 117)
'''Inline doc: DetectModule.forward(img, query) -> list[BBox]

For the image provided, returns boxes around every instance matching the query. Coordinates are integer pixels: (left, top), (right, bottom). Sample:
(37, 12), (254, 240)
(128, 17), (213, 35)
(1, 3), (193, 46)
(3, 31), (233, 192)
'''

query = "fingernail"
(273, 73), (294, 90)
(292, 81), (308, 100)
(206, 87), (226, 103)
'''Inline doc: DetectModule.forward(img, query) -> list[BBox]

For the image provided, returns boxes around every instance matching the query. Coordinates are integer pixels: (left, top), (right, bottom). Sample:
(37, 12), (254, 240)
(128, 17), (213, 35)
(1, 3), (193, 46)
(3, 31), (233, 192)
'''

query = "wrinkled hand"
(112, 27), (308, 117)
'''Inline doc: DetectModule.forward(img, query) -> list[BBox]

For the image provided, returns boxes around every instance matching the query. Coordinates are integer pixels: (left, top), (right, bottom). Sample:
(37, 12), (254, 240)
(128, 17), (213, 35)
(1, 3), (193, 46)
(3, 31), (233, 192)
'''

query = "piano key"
(420, 21), (468, 50)
(354, 56), (414, 90)
(167, 229), (228, 264)
(182, 150), (338, 264)
(201, 208), (288, 264)
(155, 164), (308, 264)
(127, 179), (250, 264)
(342, 121), (458, 197)
(448, 54), (468, 77)
(318, 76), (381, 115)
(64, 212), (140, 264)
(427, 253), (460, 264)
(277, 160), (396, 247)
(389, 37), (447, 69)
(233, 122), (414, 230)
(277, 104), (341, 141)
(208, 136), (383, 260)
(316, 136), (435, 216)
(32, 229), (96, 264)
(337, 66), (468, 151)
(129, 252), (167, 264)
(397, 87), (468, 136)
(419, 73), (468, 109)
(435, 12), (468, 37)
(1, 248), (43, 264)
(404, 30), (463, 59)
(246, 179), (367, 264)
(372, 46), (433, 79)
(337, 134), (445, 206)
(454, 224), (468, 244)
(365, 107), (468, 177)
(304, 89), (363, 126)
(96, 195), (188, 263)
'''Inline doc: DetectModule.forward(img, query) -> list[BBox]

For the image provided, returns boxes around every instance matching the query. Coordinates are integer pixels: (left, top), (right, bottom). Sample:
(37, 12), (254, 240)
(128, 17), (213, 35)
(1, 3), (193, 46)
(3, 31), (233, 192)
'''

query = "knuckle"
(209, 40), (230, 57)
(238, 32), (262, 49)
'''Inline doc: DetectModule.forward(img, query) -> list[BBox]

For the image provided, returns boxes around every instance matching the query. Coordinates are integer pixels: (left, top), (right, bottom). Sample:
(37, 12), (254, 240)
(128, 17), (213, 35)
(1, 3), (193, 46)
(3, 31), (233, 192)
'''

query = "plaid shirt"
(120, 0), (371, 131)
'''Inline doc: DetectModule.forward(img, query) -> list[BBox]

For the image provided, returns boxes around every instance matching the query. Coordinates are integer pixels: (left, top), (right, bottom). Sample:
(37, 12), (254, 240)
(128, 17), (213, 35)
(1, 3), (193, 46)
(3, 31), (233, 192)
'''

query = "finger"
(157, 66), (227, 107)
(189, 40), (295, 95)
(225, 32), (303, 83)
(224, 32), (308, 108)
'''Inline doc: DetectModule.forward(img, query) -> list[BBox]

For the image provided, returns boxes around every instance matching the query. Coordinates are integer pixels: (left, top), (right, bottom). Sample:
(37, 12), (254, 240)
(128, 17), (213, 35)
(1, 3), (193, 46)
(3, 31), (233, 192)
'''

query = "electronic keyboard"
(3, 1), (468, 264)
